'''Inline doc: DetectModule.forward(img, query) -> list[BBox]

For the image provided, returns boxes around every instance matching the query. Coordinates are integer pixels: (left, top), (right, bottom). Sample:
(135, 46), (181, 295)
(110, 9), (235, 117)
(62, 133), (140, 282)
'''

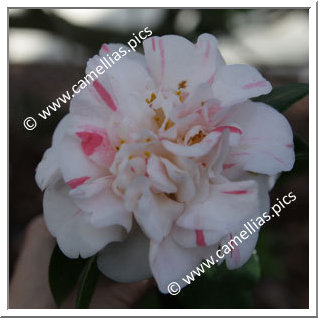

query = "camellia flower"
(36, 34), (295, 293)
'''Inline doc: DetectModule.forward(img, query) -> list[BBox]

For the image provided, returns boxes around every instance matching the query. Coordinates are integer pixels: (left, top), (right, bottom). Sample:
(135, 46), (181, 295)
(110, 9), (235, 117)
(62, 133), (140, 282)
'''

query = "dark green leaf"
(294, 134), (309, 161)
(49, 244), (86, 308)
(75, 255), (99, 309)
(160, 251), (261, 309)
(252, 83), (308, 112)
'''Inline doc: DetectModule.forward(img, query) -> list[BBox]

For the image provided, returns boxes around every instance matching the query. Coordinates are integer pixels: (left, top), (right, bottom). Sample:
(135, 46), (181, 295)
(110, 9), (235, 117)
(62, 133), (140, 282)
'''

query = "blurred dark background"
(9, 8), (309, 309)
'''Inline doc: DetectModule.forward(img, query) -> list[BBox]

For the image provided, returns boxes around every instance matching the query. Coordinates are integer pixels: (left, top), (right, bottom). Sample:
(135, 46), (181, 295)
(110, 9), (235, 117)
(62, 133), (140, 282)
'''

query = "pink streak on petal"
(222, 190), (249, 195)
(158, 38), (165, 81)
(242, 80), (267, 89)
(93, 80), (117, 112)
(204, 41), (210, 58)
(76, 131), (103, 156)
(131, 166), (135, 173)
(195, 230), (207, 246)
(286, 144), (293, 148)
(151, 37), (156, 51)
(213, 125), (242, 135)
(145, 158), (149, 177)
(102, 44), (111, 53)
(223, 163), (236, 170)
(207, 73), (215, 85)
(67, 176), (90, 189)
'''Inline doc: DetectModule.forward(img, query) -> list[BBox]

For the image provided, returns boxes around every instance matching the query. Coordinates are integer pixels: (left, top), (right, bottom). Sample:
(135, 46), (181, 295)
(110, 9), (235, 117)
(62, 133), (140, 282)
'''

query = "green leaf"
(252, 83), (308, 112)
(294, 134), (309, 161)
(162, 251), (261, 309)
(49, 244), (86, 308)
(75, 255), (99, 309)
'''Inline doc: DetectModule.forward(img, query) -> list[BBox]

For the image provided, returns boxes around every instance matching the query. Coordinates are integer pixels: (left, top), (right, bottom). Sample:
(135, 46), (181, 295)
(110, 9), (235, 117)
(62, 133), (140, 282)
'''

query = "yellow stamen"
(154, 107), (165, 128)
(178, 80), (187, 89)
(146, 92), (157, 104)
(187, 130), (206, 145)
(128, 155), (134, 160)
(164, 119), (175, 131)
(145, 137), (151, 142)
(144, 151), (151, 158)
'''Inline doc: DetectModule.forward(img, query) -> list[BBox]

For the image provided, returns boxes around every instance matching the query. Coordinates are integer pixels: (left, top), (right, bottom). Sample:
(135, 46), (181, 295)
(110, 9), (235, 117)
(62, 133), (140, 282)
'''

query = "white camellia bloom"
(36, 34), (295, 293)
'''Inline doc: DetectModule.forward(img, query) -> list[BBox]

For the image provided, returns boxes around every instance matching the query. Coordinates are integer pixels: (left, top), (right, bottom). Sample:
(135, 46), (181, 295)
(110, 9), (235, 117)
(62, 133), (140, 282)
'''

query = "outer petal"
(35, 148), (61, 191)
(143, 34), (225, 91)
(97, 224), (152, 283)
(43, 179), (126, 258)
(134, 188), (184, 242)
(224, 101), (295, 175)
(85, 46), (155, 129)
(59, 134), (104, 183)
(149, 235), (218, 293)
(69, 176), (132, 231)
(35, 115), (71, 190)
(144, 35), (196, 90)
(212, 64), (272, 107)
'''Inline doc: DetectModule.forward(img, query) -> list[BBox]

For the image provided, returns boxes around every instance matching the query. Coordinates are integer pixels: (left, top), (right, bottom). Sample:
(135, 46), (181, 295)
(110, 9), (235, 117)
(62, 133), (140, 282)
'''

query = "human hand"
(9, 215), (155, 309)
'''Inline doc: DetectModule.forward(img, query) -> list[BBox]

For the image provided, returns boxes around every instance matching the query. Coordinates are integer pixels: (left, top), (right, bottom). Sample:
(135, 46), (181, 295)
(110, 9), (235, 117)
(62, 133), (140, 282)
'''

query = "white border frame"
(3, 1), (316, 316)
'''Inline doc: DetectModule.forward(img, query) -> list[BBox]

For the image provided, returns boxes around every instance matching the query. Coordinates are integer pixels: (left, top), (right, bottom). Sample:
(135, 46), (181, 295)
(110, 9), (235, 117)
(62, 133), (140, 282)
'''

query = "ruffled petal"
(146, 154), (177, 193)
(58, 134), (104, 183)
(223, 101), (295, 175)
(97, 224), (152, 283)
(177, 180), (259, 236)
(134, 187), (184, 242)
(43, 179), (126, 258)
(212, 64), (272, 107)
(160, 158), (196, 203)
(69, 176), (132, 231)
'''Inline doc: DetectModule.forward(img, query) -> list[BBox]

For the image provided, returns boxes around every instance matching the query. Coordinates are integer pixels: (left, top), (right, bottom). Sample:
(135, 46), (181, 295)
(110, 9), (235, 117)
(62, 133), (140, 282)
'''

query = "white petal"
(177, 180), (259, 235)
(161, 130), (220, 157)
(59, 134), (104, 183)
(97, 224), (152, 283)
(212, 64), (272, 107)
(70, 176), (132, 231)
(161, 158), (196, 202)
(43, 179), (126, 258)
(35, 148), (61, 191)
(35, 115), (71, 190)
(224, 101), (295, 175)
(221, 231), (259, 269)
(134, 188), (184, 242)
(143, 34), (225, 92)
(146, 154), (177, 193)
(171, 226), (224, 248)
(149, 235), (218, 293)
